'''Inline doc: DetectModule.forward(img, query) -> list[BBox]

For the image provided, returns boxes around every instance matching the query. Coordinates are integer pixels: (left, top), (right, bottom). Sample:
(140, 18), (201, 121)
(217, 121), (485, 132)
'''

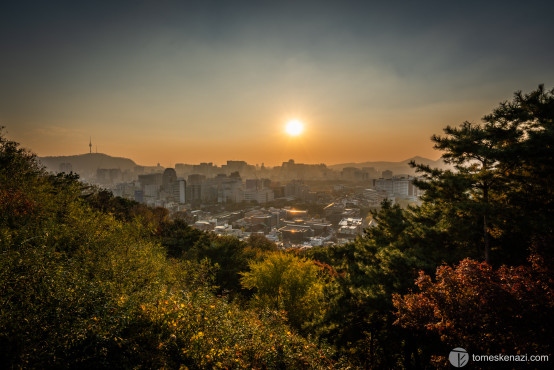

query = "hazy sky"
(1, 0), (553, 166)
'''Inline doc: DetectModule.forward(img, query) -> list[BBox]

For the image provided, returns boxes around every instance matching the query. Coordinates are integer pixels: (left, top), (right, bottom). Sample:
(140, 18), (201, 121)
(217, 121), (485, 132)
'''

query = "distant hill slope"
(38, 154), (448, 178)
(329, 156), (449, 175)
(39, 153), (137, 175)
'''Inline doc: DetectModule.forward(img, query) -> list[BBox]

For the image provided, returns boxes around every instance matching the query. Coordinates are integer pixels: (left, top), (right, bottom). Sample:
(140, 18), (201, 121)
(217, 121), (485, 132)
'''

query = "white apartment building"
(243, 188), (274, 204)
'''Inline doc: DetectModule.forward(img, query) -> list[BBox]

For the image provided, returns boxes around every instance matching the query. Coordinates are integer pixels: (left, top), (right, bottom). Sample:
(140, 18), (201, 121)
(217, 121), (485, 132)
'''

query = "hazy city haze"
(1, 0), (554, 165)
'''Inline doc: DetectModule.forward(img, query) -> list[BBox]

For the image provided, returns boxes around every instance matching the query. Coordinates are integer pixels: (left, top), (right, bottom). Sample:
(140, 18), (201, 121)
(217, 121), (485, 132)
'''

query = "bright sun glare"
(285, 119), (304, 136)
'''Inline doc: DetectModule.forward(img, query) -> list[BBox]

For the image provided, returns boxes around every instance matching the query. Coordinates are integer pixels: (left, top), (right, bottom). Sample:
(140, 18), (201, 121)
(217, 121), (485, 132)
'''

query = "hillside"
(328, 156), (449, 175)
(39, 153), (137, 175)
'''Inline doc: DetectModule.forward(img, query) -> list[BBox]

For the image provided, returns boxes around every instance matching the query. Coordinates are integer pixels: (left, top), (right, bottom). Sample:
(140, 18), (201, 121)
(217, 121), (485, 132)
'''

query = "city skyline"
(2, 1), (554, 166)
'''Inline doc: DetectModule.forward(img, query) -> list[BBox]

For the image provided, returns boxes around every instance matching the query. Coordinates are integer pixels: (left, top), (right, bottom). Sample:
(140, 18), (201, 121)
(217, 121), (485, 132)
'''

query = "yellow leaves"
(0, 134), (342, 369)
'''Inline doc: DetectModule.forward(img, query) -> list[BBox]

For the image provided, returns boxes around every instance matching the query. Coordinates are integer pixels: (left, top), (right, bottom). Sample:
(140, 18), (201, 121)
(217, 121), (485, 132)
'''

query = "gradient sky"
(1, 0), (554, 166)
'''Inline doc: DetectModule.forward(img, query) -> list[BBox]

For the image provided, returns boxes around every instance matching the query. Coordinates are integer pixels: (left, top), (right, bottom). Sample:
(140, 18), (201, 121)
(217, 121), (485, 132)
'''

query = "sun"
(285, 119), (304, 136)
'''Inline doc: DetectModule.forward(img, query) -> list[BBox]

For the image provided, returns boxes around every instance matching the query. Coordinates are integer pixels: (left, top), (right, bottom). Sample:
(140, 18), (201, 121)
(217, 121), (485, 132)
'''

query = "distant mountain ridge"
(39, 153), (137, 175)
(329, 156), (448, 175)
(38, 153), (447, 178)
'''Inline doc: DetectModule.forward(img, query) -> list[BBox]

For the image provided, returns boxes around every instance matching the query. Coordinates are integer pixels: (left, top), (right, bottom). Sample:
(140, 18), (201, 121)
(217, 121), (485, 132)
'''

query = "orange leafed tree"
(393, 254), (554, 364)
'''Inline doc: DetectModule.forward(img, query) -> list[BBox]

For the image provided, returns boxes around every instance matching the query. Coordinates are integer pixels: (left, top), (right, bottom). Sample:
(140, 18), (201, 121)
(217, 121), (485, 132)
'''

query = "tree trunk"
(483, 183), (491, 263)
(484, 214), (490, 263)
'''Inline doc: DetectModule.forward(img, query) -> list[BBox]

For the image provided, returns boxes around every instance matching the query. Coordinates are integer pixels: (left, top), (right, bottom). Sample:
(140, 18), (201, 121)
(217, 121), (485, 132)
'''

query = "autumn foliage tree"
(393, 255), (554, 365)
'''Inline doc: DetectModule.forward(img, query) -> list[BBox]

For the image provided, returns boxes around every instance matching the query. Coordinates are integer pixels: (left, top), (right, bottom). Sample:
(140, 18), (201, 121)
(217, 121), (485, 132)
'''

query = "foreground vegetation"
(1, 86), (553, 368)
(0, 130), (338, 369)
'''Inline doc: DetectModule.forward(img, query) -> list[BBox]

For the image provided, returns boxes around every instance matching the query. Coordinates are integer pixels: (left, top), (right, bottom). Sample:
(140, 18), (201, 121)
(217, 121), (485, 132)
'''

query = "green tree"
(240, 252), (328, 331)
(158, 221), (278, 297)
(306, 195), (497, 367)
(158, 218), (204, 258)
(0, 127), (43, 186)
(412, 85), (554, 264)
(246, 233), (278, 252)
(0, 130), (340, 368)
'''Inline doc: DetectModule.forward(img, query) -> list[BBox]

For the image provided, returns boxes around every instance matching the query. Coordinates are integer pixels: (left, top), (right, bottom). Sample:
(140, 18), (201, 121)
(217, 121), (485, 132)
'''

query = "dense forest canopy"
(1, 86), (552, 368)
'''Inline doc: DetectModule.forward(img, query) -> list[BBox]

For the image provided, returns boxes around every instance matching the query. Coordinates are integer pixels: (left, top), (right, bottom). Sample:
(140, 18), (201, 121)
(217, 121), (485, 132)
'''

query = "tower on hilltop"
(89, 137), (92, 154)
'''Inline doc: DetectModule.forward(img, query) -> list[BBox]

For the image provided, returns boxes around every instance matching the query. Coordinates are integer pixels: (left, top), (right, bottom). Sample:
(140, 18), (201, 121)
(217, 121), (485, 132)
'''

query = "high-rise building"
(177, 179), (186, 204)
(285, 180), (309, 199)
(138, 173), (163, 186)
(362, 167), (380, 179)
(162, 168), (177, 191)
(374, 176), (418, 197)
(187, 174), (206, 203)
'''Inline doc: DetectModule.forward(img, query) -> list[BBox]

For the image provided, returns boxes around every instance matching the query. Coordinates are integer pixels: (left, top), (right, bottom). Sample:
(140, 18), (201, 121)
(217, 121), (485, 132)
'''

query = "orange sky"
(2, 1), (553, 166)
(7, 95), (500, 166)
(8, 99), (487, 166)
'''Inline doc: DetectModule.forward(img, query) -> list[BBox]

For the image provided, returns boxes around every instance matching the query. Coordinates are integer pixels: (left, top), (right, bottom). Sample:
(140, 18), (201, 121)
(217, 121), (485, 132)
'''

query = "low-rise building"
(337, 217), (363, 238)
